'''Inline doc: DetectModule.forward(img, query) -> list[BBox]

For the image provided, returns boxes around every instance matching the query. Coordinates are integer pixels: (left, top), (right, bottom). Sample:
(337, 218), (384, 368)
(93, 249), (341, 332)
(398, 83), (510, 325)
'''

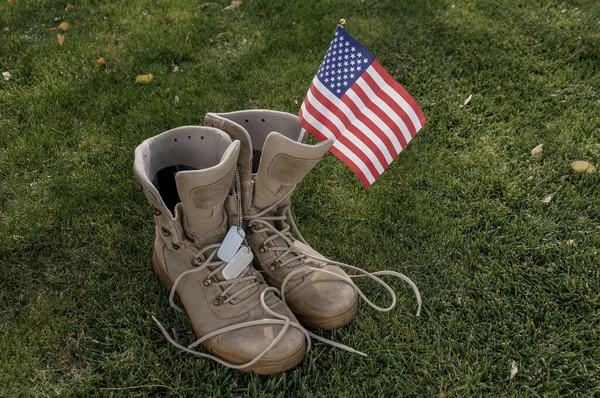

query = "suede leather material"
(204, 113), (253, 195)
(134, 126), (306, 365)
(175, 141), (239, 248)
(288, 241), (357, 317)
(204, 110), (309, 213)
(157, 238), (303, 359)
(253, 132), (331, 210)
(204, 110), (358, 328)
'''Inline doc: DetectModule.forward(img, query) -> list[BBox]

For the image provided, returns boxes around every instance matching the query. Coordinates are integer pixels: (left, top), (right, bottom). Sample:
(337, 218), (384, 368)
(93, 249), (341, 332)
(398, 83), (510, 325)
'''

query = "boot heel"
(152, 250), (174, 288)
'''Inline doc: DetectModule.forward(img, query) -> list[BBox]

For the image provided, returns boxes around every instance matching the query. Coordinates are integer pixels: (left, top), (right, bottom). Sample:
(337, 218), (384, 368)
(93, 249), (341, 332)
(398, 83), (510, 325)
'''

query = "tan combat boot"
(204, 110), (359, 331)
(134, 126), (308, 374)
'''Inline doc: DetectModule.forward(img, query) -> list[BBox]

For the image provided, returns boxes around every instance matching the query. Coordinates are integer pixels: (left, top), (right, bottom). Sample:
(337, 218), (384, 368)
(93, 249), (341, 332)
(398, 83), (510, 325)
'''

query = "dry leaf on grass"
(463, 94), (473, 106)
(135, 74), (153, 83)
(2, 71), (10, 81)
(8, 0), (19, 5)
(46, 27), (57, 32)
(510, 360), (518, 379)
(58, 22), (70, 31)
(57, 34), (65, 45)
(64, 3), (72, 11)
(530, 144), (543, 159)
(97, 57), (106, 65)
(2, 27), (9, 33)
(541, 194), (553, 203)
(217, 31), (233, 39)
(223, 0), (242, 11)
(567, 239), (577, 247)
(571, 160), (595, 173)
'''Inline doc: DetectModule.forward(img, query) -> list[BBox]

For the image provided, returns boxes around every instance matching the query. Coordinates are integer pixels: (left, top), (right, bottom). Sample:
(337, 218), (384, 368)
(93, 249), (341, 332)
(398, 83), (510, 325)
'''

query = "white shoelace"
(153, 179), (422, 368)
(243, 188), (423, 356)
(152, 244), (312, 370)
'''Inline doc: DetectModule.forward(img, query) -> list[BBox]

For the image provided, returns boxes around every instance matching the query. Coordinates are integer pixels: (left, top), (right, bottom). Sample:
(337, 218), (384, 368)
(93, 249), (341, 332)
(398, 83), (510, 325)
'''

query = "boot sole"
(294, 299), (359, 331)
(152, 250), (305, 375)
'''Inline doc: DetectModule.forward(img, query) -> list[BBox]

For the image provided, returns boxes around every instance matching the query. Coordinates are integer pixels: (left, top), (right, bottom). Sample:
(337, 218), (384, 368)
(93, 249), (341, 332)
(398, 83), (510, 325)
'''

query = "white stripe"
(306, 88), (385, 173)
(332, 141), (376, 184)
(354, 76), (413, 146)
(345, 88), (402, 155)
(366, 66), (422, 131)
(300, 103), (376, 183)
(300, 102), (335, 140)
(313, 79), (394, 164)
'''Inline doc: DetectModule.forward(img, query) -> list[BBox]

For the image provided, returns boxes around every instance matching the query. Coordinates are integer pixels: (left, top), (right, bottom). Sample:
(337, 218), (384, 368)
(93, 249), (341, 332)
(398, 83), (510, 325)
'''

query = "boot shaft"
(204, 110), (332, 213)
(133, 126), (240, 248)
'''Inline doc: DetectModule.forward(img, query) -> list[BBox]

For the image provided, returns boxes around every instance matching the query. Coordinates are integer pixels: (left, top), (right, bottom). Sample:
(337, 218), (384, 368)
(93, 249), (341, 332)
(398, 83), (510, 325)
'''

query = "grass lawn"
(1, 0), (600, 396)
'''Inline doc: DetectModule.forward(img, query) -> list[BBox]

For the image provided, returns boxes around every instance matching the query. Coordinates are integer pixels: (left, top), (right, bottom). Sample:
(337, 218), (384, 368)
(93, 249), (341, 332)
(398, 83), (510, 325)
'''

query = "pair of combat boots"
(134, 109), (421, 375)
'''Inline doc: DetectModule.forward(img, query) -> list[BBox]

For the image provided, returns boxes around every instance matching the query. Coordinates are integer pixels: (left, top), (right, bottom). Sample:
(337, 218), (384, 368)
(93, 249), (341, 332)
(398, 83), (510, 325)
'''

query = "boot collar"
(204, 110), (332, 211)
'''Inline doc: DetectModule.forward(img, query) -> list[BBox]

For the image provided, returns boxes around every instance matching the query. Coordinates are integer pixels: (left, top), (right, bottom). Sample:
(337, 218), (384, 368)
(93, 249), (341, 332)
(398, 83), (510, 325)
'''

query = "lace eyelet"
(171, 243), (180, 250)
(270, 265), (276, 271)
(259, 245), (266, 253)
(152, 206), (161, 216)
(191, 254), (205, 266)
(160, 227), (170, 237)
(203, 278), (212, 286)
(213, 297), (224, 306)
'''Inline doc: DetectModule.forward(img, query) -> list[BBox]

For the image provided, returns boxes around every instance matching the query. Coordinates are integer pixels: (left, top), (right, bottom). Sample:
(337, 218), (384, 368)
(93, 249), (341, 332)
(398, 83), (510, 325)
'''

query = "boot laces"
(152, 168), (312, 370)
(243, 188), (423, 356)
(246, 209), (306, 270)
(152, 243), (312, 370)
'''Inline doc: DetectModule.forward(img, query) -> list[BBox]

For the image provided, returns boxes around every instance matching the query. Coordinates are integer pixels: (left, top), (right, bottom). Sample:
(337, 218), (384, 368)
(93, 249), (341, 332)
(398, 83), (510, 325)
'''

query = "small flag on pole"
(299, 25), (427, 188)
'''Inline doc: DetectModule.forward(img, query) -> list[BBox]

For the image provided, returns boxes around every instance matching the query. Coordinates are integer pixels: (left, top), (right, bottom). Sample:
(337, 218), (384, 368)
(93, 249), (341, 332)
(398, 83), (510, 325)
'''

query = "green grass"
(1, 0), (600, 396)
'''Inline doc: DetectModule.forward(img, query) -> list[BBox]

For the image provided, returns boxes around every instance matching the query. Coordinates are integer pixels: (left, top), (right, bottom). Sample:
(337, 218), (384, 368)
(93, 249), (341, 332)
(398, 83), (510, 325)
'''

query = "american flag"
(299, 26), (427, 188)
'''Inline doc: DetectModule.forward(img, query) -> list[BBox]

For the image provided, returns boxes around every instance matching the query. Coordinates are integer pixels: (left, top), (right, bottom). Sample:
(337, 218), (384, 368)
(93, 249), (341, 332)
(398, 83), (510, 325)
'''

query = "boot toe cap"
(287, 265), (358, 330)
(210, 324), (306, 374)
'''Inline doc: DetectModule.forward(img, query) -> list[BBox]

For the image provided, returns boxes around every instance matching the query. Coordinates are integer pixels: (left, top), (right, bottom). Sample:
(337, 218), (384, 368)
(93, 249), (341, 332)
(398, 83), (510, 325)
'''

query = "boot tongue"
(175, 141), (240, 248)
(253, 132), (332, 210)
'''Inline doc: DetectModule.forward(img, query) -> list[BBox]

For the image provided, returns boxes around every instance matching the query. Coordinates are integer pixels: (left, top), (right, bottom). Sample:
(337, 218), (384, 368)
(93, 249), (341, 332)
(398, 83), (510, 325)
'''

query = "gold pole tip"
(339, 19), (346, 26)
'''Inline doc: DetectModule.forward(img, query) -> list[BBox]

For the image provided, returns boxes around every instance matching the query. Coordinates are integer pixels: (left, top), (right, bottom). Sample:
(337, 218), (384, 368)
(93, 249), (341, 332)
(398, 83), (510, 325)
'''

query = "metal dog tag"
(222, 246), (253, 280)
(217, 226), (245, 262)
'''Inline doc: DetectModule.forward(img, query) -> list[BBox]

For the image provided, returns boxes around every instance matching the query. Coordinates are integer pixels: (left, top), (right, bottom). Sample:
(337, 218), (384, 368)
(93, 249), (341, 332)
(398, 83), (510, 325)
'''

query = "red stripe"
(373, 61), (426, 127)
(299, 104), (331, 143)
(350, 81), (408, 150)
(298, 105), (319, 138)
(339, 92), (397, 159)
(361, 71), (417, 138)
(303, 96), (380, 178)
(300, 106), (372, 187)
(310, 84), (390, 168)
(329, 146), (371, 188)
